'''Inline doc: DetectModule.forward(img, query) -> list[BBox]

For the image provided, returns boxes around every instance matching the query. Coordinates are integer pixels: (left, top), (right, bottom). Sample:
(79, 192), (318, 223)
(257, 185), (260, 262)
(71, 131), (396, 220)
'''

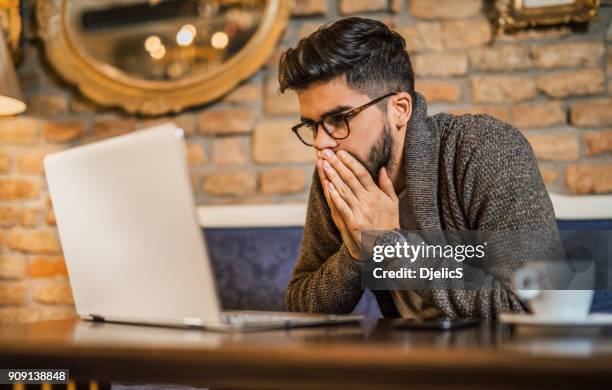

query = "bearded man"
(279, 17), (563, 319)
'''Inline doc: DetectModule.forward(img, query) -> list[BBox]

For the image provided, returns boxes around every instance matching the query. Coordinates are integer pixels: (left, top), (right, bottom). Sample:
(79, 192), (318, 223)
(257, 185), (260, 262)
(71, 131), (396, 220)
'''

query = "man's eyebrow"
(300, 105), (353, 123)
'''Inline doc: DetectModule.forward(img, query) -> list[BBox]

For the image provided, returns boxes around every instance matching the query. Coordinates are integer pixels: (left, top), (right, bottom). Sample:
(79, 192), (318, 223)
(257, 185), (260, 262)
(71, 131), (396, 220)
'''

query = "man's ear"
(390, 92), (412, 131)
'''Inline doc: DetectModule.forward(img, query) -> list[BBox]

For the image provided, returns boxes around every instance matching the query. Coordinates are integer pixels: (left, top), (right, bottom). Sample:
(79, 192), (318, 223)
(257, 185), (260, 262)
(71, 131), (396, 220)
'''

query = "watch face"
(377, 230), (405, 246)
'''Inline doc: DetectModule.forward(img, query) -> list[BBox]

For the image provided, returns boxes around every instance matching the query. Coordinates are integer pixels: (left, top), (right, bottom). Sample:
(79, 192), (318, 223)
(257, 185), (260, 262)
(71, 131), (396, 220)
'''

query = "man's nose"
(313, 124), (338, 151)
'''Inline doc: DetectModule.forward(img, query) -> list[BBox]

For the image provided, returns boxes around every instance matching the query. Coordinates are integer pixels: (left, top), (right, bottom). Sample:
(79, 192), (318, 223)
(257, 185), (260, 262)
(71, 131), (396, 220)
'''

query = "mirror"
(37, 0), (289, 115)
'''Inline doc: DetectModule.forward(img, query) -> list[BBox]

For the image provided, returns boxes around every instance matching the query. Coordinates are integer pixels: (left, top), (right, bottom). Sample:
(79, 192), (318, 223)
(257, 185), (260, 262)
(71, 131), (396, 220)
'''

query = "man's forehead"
(296, 78), (366, 120)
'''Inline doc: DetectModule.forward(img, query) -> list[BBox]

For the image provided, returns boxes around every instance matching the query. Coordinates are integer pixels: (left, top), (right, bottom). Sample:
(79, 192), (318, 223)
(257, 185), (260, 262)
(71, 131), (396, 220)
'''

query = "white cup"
(513, 261), (595, 321)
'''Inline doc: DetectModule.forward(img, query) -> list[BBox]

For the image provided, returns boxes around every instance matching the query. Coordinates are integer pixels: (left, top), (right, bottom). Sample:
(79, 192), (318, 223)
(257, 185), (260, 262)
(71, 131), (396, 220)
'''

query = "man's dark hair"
(278, 17), (416, 108)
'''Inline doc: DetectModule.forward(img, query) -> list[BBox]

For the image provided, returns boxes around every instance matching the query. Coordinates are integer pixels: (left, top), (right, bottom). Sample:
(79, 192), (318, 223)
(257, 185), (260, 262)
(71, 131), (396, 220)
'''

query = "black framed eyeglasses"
(291, 92), (397, 147)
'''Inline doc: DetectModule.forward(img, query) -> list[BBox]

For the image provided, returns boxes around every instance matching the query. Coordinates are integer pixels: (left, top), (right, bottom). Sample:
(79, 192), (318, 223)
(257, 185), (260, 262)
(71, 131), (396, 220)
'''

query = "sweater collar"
(399, 91), (442, 231)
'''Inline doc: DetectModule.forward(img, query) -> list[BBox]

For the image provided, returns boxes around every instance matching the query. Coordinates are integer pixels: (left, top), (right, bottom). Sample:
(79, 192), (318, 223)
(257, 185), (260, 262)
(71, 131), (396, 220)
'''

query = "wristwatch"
(375, 229), (407, 247)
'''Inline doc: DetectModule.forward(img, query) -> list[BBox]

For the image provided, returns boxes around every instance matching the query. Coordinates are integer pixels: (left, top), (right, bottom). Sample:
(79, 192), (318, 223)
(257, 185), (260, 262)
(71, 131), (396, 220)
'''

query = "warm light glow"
(211, 31), (229, 49)
(176, 24), (196, 46)
(149, 44), (166, 60)
(144, 35), (162, 52)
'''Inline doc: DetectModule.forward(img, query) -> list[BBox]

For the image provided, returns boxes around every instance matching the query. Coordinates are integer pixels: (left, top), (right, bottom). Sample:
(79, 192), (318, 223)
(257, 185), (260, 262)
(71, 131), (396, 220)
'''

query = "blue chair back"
(557, 220), (612, 313)
(204, 227), (381, 316)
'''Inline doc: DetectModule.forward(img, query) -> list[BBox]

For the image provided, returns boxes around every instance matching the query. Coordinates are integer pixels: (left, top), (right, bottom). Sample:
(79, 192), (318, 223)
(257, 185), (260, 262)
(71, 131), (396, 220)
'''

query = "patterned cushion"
(204, 227), (381, 317)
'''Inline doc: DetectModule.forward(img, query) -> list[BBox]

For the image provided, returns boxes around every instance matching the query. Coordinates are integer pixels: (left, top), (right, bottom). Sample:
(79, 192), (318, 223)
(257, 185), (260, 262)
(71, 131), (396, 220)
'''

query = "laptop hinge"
(90, 314), (106, 322)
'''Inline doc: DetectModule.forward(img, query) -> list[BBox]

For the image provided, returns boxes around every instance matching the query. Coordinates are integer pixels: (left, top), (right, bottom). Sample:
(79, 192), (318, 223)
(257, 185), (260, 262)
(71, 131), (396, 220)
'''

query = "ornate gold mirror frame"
(36, 0), (289, 115)
(496, 0), (599, 31)
(0, 0), (22, 59)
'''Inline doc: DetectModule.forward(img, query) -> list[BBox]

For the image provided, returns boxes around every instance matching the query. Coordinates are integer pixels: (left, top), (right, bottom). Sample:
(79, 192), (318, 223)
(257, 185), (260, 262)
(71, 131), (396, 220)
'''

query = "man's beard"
(353, 122), (394, 184)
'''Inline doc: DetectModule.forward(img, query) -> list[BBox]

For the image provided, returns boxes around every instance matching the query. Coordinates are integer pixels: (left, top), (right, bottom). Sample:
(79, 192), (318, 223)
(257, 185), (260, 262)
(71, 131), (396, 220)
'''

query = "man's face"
(296, 76), (394, 182)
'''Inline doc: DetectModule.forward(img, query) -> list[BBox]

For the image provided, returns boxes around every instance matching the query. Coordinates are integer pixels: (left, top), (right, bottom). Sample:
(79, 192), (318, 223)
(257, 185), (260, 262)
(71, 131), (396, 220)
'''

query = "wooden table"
(1, 318), (612, 389)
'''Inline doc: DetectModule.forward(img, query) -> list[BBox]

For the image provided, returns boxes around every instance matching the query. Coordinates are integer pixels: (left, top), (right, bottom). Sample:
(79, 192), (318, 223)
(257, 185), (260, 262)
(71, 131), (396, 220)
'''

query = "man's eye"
(325, 116), (344, 126)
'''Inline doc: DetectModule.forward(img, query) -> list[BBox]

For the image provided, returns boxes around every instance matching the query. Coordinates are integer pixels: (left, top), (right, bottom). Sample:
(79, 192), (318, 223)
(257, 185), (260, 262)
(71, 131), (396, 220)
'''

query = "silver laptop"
(44, 123), (362, 331)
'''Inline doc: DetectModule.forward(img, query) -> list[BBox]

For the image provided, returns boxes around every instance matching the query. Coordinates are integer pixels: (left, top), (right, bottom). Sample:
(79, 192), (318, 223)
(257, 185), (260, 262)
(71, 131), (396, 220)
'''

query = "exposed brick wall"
(0, 0), (611, 323)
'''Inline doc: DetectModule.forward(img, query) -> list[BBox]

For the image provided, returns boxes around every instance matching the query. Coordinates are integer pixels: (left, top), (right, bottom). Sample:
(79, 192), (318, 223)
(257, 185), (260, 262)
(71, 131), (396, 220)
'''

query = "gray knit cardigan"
(285, 92), (563, 319)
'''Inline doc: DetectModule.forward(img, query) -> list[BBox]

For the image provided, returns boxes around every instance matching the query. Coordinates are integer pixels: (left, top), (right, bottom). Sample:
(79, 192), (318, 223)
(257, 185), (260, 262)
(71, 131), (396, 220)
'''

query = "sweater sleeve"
(285, 170), (365, 314)
(430, 119), (564, 319)
(390, 118), (565, 320)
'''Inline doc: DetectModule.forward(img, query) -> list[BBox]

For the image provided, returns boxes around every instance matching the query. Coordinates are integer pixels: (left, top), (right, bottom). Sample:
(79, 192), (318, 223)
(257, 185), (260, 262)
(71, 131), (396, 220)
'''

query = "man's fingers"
(328, 182), (354, 223)
(378, 167), (397, 200)
(322, 149), (368, 195)
(323, 159), (359, 208)
(317, 159), (331, 202)
(336, 150), (376, 191)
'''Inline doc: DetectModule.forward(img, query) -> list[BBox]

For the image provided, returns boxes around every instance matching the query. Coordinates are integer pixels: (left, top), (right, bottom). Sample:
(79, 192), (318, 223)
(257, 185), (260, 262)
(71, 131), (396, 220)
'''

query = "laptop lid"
(44, 123), (223, 327)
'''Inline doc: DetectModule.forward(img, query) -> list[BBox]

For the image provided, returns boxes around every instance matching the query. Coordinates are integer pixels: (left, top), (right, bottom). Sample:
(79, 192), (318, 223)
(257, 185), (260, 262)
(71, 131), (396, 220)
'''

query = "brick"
(468, 44), (531, 71)
(531, 42), (604, 69)
(259, 168), (307, 195)
(441, 18), (492, 49)
(202, 171), (257, 196)
(291, 0), (327, 16)
(570, 99), (612, 127)
(298, 22), (322, 39)
(391, 0), (402, 13)
(396, 23), (443, 52)
(212, 137), (247, 165)
(413, 52), (467, 77)
(141, 114), (195, 135)
(265, 74), (300, 115)
(539, 168), (559, 185)
(511, 101), (565, 129)
(6, 230), (62, 254)
(0, 204), (22, 227)
(46, 209), (56, 226)
(0, 150), (10, 172)
(197, 109), (256, 135)
(43, 120), (86, 143)
(16, 147), (59, 174)
(223, 82), (263, 104)
(267, 46), (287, 69)
(566, 163), (612, 194)
(28, 256), (68, 278)
(33, 281), (74, 305)
(338, 0), (387, 14)
(0, 306), (76, 324)
(0, 255), (26, 279)
(0, 282), (26, 305)
(94, 118), (136, 140)
(537, 68), (604, 98)
(417, 80), (462, 103)
(526, 133), (579, 162)
(0, 117), (39, 145)
(496, 26), (571, 42)
(410, 0), (480, 20)
(583, 131), (612, 156)
(447, 106), (512, 123)
(186, 142), (206, 166)
(0, 178), (40, 200)
(27, 95), (69, 116)
(252, 119), (316, 164)
(21, 207), (40, 228)
(471, 75), (536, 103)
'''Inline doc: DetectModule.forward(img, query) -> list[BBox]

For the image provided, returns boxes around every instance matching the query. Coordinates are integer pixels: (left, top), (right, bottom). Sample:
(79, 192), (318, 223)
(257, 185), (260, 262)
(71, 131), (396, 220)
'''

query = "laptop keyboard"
(223, 312), (319, 325)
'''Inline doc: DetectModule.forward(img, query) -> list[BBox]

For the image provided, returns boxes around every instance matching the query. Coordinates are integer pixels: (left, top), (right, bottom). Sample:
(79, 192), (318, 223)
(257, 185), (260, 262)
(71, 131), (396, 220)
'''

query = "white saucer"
(499, 312), (612, 327)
